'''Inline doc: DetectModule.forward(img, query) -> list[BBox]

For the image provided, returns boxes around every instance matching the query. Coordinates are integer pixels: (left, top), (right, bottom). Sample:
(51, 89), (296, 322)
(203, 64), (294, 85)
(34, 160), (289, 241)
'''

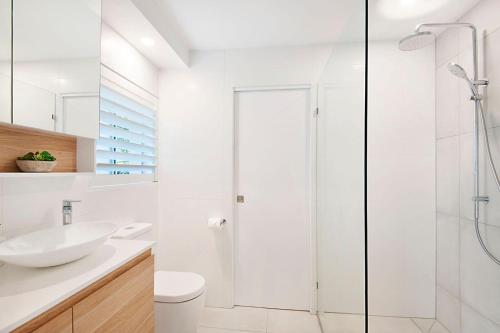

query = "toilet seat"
(154, 271), (205, 303)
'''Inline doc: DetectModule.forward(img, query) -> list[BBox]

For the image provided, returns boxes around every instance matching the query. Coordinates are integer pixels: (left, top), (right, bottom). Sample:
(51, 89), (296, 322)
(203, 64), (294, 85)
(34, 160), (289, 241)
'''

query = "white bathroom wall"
(157, 51), (234, 308)
(317, 43), (366, 314)
(101, 23), (159, 95)
(0, 22), (160, 250)
(157, 41), (437, 316)
(317, 41), (436, 318)
(0, 176), (158, 238)
(435, 0), (500, 332)
(368, 41), (436, 318)
(157, 45), (332, 308)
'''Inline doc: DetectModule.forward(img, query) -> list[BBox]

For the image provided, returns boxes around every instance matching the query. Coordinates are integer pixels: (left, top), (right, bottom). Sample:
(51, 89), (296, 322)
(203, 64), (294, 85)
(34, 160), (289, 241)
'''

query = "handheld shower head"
(447, 62), (479, 97)
(398, 31), (434, 51)
(447, 63), (470, 80)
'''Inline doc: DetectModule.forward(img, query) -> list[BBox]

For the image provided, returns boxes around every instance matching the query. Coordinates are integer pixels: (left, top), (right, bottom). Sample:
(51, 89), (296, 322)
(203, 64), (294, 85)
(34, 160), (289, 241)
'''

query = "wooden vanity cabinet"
(32, 309), (72, 333)
(73, 254), (154, 332)
(13, 251), (154, 333)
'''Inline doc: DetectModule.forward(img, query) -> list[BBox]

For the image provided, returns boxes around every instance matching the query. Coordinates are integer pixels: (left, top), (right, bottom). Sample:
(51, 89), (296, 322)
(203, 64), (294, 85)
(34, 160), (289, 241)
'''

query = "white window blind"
(96, 84), (157, 175)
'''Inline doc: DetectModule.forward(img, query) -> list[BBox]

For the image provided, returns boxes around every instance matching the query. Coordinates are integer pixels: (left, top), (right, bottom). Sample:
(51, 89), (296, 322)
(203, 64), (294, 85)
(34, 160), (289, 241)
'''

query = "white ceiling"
(155, 0), (482, 50)
(156, 0), (363, 49)
(0, 0), (483, 69)
(369, 0), (482, 40)
(102, 0), (188, 69)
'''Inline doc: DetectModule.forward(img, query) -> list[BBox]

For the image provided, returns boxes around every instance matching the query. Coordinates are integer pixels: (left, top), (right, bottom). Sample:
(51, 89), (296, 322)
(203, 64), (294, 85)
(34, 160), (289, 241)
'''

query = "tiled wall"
(435, 0), (500, 332)
(157, 45), (333, 308)
(0, 176), (158, 240)
(368, 41), (436, 318)
(159, 41), (438, 316)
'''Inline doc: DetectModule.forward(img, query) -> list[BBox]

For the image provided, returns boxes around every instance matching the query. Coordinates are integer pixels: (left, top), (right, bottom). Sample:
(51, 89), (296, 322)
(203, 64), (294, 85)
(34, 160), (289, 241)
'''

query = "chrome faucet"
(0, 223), (5, 243)
(62, 200), (81, 225)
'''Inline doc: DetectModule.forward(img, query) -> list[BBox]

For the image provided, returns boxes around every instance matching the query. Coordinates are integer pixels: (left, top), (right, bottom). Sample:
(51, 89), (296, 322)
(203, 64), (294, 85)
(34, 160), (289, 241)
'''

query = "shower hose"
(476, 101), (500, 265)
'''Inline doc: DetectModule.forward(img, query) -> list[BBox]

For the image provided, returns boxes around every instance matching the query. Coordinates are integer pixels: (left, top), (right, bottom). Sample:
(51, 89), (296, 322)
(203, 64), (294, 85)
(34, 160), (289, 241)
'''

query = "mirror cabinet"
(1, 0), (101, 139)
(0, 0), (10, 124)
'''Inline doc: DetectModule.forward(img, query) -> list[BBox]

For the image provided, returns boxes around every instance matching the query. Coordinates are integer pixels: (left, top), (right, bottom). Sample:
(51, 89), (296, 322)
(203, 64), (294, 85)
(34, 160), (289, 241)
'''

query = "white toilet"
(111, 223), (206, 333)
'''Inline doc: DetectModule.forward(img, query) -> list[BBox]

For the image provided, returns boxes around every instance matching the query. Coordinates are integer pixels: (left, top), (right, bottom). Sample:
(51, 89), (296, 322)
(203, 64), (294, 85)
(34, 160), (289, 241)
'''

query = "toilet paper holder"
(207, 218), (226, 229)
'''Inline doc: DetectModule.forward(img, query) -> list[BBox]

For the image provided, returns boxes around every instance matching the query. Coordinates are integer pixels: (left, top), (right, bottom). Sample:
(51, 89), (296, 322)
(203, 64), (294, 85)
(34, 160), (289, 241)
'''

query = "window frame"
(93, 65), (158, 186)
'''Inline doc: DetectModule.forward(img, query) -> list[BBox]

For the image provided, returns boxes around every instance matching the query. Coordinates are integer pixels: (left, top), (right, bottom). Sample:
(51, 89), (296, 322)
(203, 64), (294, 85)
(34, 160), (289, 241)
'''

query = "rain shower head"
(398, 31), (434, 51)
(447, 63), (470, 80)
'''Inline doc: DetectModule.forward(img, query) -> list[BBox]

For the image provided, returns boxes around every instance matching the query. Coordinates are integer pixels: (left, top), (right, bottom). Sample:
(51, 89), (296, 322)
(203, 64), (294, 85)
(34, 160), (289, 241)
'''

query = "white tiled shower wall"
(435, 0), (500, 332)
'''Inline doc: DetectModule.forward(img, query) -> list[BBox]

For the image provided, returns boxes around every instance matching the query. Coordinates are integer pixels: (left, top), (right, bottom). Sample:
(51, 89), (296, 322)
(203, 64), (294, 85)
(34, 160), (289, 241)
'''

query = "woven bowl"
(16, 160), (57, 173)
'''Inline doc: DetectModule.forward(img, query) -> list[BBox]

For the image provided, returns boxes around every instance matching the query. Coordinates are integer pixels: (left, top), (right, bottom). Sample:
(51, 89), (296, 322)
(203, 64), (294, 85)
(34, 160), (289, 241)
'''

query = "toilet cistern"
(62, 200), (81, 225)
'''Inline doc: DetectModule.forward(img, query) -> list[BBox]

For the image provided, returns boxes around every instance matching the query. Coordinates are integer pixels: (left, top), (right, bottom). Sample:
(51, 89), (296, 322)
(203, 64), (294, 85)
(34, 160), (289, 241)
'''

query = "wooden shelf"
(0, 123), (77, 172)
(0, 123), (97, 174)
(0, 172), (95, 178)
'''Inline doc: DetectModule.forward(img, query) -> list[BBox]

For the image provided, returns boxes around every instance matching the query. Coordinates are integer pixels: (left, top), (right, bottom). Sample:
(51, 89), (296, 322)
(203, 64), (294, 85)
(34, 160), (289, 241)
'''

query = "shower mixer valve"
(469, 79), (489, 101)
(474, 79), (489, 86)
(473, 196), (490, 203)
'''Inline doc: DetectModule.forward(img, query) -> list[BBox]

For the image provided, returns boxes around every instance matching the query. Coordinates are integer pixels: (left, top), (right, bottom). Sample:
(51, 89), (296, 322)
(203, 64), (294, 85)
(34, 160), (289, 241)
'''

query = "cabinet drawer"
(32, 308), (72, 333)
(73, 255), (154, 333)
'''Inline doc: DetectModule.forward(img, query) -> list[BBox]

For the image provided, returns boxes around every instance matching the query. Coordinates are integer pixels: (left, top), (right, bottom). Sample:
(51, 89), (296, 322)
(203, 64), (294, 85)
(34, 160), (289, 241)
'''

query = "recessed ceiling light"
(377, 0), (449, 19)
(400, 0), (416, 7)
(141, 37), (155, 47)
(55, 78), (68, 85)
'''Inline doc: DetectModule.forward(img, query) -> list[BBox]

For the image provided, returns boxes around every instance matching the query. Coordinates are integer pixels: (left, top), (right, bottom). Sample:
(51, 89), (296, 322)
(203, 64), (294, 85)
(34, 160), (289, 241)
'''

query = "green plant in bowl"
(16, 151), (57, 172)
(17, 151), (56, 161)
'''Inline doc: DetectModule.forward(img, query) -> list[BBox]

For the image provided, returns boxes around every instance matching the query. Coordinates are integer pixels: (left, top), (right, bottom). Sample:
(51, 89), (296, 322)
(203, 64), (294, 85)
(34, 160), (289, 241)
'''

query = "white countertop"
(0, 239), (154, 333)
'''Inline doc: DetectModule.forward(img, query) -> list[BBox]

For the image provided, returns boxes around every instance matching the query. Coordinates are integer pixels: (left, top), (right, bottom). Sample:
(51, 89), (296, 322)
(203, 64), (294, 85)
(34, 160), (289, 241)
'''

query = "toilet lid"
(154, 271), (206, 303)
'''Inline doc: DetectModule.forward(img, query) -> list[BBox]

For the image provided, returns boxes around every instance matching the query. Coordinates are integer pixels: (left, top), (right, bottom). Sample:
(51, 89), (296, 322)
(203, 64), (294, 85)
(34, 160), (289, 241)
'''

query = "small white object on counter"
(111, 223), (153, 239)
(0, 239), (154, 333)
(207, 217), (226, 230)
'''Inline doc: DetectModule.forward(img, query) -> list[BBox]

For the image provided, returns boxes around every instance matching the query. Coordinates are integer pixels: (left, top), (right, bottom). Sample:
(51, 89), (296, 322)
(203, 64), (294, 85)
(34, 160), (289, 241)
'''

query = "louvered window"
(96, 84), (157, 175)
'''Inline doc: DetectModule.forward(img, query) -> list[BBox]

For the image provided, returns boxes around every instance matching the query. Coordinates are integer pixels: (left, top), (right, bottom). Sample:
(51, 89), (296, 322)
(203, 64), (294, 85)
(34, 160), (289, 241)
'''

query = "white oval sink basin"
(0, 222), (117, 268)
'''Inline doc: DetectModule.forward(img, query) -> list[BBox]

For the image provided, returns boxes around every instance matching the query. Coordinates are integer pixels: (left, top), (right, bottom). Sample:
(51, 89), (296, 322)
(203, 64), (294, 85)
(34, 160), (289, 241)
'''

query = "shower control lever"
(474, 79), (489, 86)
(472, 196), (489, 203)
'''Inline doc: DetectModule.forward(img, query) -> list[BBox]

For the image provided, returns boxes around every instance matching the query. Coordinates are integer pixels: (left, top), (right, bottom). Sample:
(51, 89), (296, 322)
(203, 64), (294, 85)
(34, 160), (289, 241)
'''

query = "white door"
(235, 88), (312, 310)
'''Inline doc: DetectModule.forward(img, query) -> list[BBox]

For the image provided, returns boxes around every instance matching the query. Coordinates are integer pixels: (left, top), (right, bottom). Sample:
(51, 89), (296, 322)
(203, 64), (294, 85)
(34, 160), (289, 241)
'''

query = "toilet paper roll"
(208, 217), (226, 230)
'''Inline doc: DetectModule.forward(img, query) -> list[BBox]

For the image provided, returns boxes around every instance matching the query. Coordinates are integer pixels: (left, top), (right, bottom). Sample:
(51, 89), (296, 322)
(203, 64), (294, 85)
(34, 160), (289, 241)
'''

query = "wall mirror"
(11, 0), (101, 139)
(0, 0), (11, 124)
